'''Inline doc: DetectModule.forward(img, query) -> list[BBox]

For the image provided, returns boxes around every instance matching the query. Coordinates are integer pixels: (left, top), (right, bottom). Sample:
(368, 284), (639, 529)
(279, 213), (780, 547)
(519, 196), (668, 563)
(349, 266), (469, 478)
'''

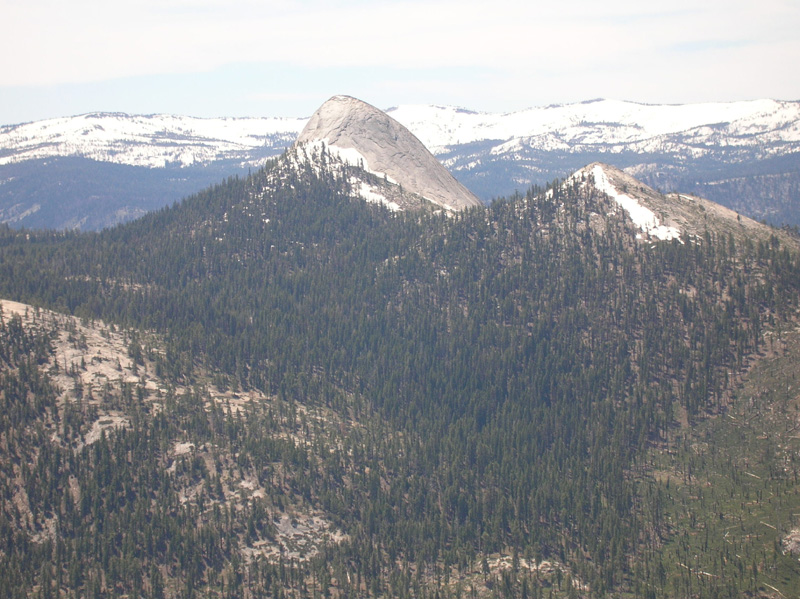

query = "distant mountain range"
(2, 98), (799, 229)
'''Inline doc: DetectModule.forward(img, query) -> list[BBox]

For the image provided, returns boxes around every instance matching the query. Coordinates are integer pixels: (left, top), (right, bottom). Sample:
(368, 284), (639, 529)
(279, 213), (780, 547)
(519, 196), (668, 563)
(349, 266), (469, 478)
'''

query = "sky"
(1, 0), (799, 125)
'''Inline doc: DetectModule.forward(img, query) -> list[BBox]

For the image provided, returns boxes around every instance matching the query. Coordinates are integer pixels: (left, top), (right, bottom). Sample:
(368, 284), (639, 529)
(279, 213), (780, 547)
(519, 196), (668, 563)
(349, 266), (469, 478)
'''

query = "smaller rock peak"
(563, 161), (788, 245)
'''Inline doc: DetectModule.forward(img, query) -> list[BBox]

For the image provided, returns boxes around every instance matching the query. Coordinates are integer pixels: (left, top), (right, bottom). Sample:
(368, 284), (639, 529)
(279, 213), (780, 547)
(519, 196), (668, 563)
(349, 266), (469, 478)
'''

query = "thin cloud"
(3, 0), (796, 84)
(1, 0), (798, 122)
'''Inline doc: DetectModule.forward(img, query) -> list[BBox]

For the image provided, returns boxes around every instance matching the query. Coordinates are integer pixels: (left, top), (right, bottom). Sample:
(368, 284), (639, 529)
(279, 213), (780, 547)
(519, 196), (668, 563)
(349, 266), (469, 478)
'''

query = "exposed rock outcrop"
(567, 162), (791, 245)
(295, 96), (482, 211)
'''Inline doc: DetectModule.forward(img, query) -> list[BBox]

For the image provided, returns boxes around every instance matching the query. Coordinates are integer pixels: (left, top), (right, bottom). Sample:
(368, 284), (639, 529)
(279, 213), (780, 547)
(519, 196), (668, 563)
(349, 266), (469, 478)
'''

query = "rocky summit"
(567, 162), (781, 244)
(295, 95), (482, 211)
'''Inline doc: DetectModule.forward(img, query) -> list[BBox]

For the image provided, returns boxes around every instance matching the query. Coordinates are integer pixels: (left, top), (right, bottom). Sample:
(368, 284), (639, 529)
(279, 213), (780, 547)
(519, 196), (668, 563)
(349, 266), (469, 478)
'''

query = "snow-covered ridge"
(387, 99), (800, 152)
(0, 112), (307, 168)
(4, 99), (798, 171)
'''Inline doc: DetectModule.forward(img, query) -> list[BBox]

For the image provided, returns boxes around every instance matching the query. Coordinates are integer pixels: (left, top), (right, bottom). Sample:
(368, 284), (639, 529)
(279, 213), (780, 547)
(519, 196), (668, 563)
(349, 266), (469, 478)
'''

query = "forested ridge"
(0, 156), (799, 598)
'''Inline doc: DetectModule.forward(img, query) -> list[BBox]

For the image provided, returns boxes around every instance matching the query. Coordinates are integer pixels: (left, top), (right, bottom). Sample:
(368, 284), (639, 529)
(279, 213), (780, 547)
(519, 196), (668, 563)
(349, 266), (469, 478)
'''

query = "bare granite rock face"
(295, 96), (482, 211)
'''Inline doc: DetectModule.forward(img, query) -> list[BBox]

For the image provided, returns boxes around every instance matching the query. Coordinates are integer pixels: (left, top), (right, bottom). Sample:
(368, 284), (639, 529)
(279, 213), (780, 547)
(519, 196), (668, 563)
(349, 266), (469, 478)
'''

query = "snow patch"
(356, 181), (401, 212)
(590, 165), (681, 241)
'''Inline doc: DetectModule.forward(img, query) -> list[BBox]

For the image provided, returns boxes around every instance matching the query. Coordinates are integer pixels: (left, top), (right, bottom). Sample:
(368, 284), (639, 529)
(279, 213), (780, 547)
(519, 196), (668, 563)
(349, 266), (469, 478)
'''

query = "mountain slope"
(0, 156), (247, 230)
(0, 297), (355, 597)
(568, 162), (781, 244)
(1, 140), (799, 598)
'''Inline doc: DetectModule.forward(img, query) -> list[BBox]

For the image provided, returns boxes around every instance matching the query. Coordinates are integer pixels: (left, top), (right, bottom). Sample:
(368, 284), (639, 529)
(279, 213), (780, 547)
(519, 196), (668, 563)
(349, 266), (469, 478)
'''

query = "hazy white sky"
(1, 0), (798, 124)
